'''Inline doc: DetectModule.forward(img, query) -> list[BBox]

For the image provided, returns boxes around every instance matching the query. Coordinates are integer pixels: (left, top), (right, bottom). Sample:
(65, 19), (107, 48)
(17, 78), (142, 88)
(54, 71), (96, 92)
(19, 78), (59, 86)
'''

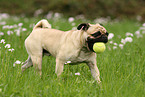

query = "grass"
(0, 17), (145, 97)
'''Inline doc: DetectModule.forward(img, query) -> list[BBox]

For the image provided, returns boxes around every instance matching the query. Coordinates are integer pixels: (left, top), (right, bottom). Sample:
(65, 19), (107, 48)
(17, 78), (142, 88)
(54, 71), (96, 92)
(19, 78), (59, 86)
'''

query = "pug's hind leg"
(21, 56), (33, 72)
(87, 62), (101, 83)
(55, 58), (65, 77)
(31, 55), (42, 76)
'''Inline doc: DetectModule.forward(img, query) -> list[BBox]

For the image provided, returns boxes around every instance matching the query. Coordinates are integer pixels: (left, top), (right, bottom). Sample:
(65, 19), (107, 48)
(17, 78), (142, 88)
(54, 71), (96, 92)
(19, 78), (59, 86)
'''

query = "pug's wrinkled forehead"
(77, 23), (107, 34)
(87, 24), (107, 34)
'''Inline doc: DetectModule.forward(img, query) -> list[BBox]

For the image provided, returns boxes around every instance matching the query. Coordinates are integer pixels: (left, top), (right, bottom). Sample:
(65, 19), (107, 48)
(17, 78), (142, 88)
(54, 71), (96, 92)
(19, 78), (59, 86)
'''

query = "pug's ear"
(77, 23), (90, 30)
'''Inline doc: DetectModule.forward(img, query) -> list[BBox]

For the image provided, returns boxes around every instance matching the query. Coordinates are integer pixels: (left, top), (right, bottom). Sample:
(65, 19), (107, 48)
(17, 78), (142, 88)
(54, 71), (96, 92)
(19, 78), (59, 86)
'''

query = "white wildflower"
(135, 31), (140, 35)
(142, 23), (145, 26)
(0, 88), (2, 92)
(71, 23), (76, 26)
(65, 61), (71, 64)
(5, 44), (11, 48)
(113, 46), (117, 50)
(135, 31), (143, 38)
(2, 25), (9, 29)
(9, 25), (14, 29)
(0, 39), (5, 44)
(0, 32), (4, 36)
(15, 29), (20, 36)
(7, 30), (13, 35)
(0, 21), (6, 25)
(18, 23), (23, 27)
(8, 48), (14, 52)
(114, 43), (118, 46)
(139, 27), (145, 30)
(46, 11), (53, 19)
(136, 15), (142, 21)
(119, 44), (124, 49)
(125, 37), (133, 43)
(13, 63), (16, 67)
(15, 60), (21, 64)
(108, 33), (114, 40)
(121, 39), (126, 44)
(142, 31), (145, 34)
(75, 72), (80, 75)
(108, 46), (111, 51)
(72, 27), (77, 30)
(13, 60), (21, 67)
(68, 17), (75, 22)
(126, 32), (133, 37)
(22, 28), (27, 31)
(34, 9), (43, 17)
(54, 13), (62, 18)
(109, 41), (113, 44)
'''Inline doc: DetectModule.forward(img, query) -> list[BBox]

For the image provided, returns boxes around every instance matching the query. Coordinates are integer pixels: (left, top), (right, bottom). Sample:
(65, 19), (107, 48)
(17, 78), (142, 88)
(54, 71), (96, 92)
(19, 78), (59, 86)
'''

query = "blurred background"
(0, 0), (145, 21)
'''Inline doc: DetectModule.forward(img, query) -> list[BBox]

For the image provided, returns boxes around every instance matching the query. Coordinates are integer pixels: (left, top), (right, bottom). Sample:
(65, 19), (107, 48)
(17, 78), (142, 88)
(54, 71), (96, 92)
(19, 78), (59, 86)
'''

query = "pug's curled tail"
(33, 19), (51, 30)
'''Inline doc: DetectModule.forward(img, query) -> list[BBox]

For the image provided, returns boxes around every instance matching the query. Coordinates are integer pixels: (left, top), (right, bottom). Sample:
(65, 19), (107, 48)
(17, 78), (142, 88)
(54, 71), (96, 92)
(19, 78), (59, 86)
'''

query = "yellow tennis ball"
(93, 42), (106, 53)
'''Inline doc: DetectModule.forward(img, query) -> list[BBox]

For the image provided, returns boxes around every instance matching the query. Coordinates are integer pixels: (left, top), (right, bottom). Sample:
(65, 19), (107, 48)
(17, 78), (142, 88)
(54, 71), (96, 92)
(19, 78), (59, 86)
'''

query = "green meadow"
(0, 16), (144, 97)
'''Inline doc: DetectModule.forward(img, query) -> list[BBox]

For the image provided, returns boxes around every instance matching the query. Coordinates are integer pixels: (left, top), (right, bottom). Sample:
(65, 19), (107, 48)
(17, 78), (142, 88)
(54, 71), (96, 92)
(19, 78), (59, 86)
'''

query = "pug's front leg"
(87, 62), (101, 83)
(55, 58), (65, 77)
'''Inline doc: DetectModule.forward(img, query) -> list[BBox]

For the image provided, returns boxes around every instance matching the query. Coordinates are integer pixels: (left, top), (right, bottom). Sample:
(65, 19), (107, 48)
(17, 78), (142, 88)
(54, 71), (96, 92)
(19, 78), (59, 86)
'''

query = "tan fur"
(22, 19), (107, 83)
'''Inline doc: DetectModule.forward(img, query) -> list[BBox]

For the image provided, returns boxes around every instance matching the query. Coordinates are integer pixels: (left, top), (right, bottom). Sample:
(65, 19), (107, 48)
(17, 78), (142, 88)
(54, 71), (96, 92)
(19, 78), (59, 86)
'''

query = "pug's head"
(77, 23), (109, 52)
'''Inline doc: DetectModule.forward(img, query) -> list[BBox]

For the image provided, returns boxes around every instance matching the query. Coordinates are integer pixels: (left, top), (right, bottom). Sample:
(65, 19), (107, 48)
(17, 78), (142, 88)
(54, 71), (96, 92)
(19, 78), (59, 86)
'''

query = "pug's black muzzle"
(86, 34), (108, 52)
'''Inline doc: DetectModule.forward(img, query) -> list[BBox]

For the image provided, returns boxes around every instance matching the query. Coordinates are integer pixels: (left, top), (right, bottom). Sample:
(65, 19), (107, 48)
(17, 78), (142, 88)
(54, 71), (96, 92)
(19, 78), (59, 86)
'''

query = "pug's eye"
(91, 31), (101, 37)
(106, 32), (109, 36)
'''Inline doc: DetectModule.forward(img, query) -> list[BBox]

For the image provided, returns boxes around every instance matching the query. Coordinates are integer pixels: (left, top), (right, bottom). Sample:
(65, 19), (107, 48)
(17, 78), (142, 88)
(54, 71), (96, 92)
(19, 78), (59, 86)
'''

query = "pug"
(22, 19), (108, 83)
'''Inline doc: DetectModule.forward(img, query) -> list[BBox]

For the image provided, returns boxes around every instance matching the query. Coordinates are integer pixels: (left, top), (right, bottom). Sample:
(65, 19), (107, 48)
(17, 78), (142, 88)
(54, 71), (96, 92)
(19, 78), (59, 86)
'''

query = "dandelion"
(75, 72), (80, 75)
(0, 39), (5, 44)
(68, 17), (75, 22)
(108, 33), (114, 40)
(5, 44), (11, 48)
